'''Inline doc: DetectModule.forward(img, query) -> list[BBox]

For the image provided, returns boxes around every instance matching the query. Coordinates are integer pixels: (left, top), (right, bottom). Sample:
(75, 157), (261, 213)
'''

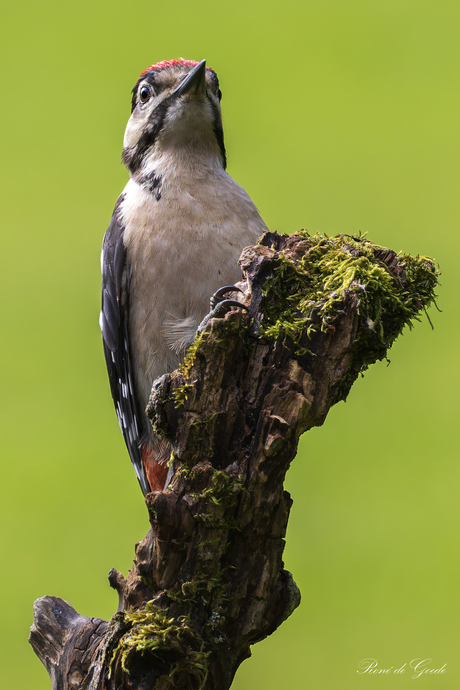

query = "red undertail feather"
(141, 443), (169, 492)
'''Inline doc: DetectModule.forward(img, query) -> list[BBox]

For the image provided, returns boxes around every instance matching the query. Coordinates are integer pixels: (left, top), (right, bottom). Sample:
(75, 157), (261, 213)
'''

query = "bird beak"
(173, 59), (207, 98)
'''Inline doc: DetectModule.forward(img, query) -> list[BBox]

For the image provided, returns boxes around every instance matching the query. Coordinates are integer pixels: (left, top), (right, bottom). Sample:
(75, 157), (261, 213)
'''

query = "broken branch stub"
(30, 231), (439, 690)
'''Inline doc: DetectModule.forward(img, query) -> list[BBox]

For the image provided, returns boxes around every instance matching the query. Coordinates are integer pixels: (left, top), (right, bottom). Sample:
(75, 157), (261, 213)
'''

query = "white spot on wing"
(130, 422), (137, 442)
(116, 403), (123, 431)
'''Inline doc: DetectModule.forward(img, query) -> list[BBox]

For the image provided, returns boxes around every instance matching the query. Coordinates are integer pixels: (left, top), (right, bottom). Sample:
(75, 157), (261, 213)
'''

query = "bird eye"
(139, 84), (152, 103)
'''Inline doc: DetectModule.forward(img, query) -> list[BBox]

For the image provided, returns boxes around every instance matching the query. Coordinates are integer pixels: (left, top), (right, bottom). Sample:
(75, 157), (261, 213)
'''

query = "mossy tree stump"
(29, 231), (438, 690)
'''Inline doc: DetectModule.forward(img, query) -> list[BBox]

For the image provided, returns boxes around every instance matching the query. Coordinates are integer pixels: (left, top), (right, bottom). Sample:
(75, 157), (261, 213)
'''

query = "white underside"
(119, 164), (268, 420)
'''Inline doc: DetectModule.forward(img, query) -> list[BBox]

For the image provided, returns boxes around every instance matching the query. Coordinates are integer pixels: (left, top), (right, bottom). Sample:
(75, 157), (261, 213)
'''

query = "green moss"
(260, 232), (439, 388)
(173, 382), (193, 408)
(179, 562), (227, 601)
(199, 469), (242, 505)
(109, 601), (210, 689)
(174, 477), (242, 530)
(172, 332), (209, 407)
(193, 512), (240, 530)
(190, 469), (243, 527)
(180, 331), (208, 378)
(170, 232), (439, 411)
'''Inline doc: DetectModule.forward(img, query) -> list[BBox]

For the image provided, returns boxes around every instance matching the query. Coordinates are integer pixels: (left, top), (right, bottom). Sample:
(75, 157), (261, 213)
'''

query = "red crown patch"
(139, 58), (209, 78)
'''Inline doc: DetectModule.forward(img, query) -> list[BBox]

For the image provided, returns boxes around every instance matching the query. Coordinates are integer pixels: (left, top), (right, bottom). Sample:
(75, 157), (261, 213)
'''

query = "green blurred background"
(1, 0), (458, 687)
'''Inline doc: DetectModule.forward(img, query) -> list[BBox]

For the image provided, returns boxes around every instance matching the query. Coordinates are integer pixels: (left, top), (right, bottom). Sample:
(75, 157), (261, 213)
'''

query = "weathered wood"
(30, 231), (438, 689)
(29, 597), (108, 689)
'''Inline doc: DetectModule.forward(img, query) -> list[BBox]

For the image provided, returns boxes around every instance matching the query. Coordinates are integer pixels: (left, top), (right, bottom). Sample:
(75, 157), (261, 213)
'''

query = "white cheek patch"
(123, 115), (145, 149)
(123, 95), (168, 149)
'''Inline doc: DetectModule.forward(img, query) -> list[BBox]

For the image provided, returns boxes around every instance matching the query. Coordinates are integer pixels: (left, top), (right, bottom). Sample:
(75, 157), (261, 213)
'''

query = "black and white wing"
(100, 195), (150, 495)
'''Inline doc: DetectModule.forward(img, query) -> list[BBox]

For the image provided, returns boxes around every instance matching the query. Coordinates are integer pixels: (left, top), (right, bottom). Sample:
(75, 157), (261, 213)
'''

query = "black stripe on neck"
(207, 97), (227, 169)
(122, 98), (171, 174)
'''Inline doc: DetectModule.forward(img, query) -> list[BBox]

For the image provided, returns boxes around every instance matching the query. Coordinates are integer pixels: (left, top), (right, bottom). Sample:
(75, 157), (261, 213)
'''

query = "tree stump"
(29, 231), (438, 690)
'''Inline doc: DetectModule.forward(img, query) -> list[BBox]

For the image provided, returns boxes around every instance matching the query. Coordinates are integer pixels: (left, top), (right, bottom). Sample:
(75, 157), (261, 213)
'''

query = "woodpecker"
(100, 58), (268, 495)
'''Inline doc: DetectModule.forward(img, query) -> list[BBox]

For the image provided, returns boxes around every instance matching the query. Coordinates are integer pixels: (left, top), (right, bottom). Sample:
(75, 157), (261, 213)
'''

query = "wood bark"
(29, 231), (437, 690)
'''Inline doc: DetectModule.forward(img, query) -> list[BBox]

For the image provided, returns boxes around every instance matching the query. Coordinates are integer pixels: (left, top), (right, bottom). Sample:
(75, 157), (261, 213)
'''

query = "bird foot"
(198, 285), (247, 333)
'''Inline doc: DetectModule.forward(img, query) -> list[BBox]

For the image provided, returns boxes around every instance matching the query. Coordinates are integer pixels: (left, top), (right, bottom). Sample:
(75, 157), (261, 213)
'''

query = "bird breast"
(119, 173), (267, 410)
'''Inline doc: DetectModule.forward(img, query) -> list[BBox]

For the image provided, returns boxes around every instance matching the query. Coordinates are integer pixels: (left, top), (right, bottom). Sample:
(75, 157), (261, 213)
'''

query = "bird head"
(122, 59), (226, 175)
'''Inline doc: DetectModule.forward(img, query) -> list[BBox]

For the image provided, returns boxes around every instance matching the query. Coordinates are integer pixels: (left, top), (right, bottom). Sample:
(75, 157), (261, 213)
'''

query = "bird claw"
(210, 285), (244, 310)
(198, 286), (247, 333)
